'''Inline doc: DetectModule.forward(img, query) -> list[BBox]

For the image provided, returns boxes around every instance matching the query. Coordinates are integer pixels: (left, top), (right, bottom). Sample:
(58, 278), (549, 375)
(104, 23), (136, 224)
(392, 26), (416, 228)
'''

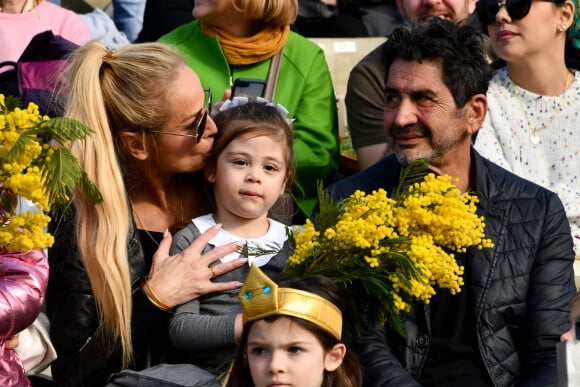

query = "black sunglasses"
(151, 88), (212, 143)
(477, 0), (561, 26)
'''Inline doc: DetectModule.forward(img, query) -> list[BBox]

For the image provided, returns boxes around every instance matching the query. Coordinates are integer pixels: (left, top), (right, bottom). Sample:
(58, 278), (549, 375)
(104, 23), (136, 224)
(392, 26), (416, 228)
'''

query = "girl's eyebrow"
(286, 340), (311, 346)
(247, 339), (311, 347)
(225, 150), (250, 157)
(247, 339), (267, 346)
(226, 149), (282, 159)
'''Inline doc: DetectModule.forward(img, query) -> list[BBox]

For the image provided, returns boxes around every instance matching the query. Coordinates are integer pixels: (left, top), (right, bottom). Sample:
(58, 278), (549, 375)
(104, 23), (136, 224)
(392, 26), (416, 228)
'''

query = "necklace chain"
(512, 71), (572, 145)
(131, 199), (184, 246)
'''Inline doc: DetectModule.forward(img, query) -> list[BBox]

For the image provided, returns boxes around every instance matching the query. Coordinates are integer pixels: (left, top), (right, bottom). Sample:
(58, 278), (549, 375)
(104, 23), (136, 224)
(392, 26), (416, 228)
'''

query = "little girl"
(225, 264), (364, 387)
(168, 99), (295, 376)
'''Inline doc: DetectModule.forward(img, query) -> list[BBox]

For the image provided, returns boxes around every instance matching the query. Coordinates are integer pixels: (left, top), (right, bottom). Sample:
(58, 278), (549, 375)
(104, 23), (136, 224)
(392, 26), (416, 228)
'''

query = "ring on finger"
(210, 266), (216, 278)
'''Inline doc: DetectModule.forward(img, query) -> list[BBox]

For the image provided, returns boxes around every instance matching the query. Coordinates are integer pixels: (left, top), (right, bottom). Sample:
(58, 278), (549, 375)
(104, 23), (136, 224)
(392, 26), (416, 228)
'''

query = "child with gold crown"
(225, 264), (363, 387)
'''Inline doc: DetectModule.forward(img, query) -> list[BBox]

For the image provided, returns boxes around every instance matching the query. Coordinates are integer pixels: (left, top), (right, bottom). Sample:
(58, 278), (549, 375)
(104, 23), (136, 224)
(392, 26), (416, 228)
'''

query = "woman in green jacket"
(159, 0), (339, 220)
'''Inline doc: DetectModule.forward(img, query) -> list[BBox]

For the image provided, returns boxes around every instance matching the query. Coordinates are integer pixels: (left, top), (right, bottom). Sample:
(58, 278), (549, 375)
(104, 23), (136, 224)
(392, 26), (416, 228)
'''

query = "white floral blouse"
(475, 67), (580, 255)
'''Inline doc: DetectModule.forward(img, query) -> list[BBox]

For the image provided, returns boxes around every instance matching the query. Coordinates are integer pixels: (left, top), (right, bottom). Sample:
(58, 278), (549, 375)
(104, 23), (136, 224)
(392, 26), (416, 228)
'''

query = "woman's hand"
(146, 224), (246, 309)
(561, 293), (580, 342)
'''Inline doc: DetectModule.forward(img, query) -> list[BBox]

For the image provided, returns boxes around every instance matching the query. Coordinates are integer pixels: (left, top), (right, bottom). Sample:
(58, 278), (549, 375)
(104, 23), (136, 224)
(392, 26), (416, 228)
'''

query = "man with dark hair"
(330, 19), (576, 387)
(346, 0), (482, 169)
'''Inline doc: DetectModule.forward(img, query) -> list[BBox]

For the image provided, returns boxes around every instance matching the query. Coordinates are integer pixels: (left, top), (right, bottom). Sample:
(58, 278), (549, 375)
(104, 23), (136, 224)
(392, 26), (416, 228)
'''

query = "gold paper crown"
(238, 264), (343, 340)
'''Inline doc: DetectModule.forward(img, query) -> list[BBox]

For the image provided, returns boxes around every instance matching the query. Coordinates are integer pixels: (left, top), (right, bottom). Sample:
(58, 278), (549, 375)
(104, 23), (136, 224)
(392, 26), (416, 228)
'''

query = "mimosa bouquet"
(0, 94), (102, 252)
(283, 160), (494, 341)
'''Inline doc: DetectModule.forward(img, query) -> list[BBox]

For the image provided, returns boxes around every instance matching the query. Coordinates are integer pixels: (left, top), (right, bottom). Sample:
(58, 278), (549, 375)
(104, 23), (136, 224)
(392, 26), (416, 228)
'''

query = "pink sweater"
(0, 1), (90, 63)
(0, 249), (49, 387)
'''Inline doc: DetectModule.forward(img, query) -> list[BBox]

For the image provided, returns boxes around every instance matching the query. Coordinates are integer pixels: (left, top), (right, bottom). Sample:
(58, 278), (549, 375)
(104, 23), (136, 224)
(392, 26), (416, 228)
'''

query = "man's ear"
(118, 131), (149, 161)
(323, 343), (346, 372)
(465, 94), (487, 137)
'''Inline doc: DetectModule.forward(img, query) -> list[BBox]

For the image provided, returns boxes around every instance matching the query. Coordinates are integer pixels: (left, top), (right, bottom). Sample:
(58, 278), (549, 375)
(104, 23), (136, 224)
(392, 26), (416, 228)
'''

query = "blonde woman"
(46, 42), (246, 387)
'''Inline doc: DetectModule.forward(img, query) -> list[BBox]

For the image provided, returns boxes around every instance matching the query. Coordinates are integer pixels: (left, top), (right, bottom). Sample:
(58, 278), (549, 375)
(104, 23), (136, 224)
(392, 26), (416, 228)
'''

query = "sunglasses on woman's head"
(477, 0), (562, 26)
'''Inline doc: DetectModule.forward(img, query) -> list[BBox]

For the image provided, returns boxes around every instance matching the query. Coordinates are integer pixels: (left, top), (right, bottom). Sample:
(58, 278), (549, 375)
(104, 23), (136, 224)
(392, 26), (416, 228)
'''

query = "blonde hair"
(234, 0), (298, 25)
(63, 42), (185, 366)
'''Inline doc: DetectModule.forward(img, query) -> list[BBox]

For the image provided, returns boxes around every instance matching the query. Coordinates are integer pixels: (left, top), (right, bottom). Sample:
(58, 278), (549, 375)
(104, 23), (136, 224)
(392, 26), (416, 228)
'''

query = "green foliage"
(5, 130), (38, 161)
(35, 117), (96, 143)
(278, 158), (489, 345)
(5, 116), (103, 217)
(238, 241), (283, 258)
(0, 189), (17, 217)
(310, 182), (342, 236)
(284, 234), (416, 341)
(42, 148), (103, 217)
(1, 97), (103, 219)
(1, 95), (21, 112)
(394, 158), (430, 198)
(283, 160), (434, 342)
(339, 134), (356, 159)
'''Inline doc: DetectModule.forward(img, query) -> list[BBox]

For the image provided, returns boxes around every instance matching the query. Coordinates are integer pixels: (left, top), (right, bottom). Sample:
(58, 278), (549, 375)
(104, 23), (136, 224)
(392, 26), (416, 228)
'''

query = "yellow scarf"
(201, 22), (289, 65)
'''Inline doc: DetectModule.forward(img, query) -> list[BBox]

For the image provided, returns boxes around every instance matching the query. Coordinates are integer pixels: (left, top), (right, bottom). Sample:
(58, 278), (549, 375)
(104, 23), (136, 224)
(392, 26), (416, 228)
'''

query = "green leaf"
(4, 131), (38, 162)
(283, 159), (458, 342)
(238, 241), (282, 258)
(77, 168), (104, 206)
(311, 181), (342, 233)
(394, 158), (431, 199)
(41, 148), (103, 217)
(2, 95), (22, 112)
(28, 117), (95, 144)
(0, 187), (17, 218)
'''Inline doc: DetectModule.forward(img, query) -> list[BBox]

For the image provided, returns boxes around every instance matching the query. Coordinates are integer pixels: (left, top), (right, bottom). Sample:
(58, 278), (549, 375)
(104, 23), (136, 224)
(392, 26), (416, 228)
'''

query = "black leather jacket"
(329, 151), (576, 387)
(46, 213), (170, 387)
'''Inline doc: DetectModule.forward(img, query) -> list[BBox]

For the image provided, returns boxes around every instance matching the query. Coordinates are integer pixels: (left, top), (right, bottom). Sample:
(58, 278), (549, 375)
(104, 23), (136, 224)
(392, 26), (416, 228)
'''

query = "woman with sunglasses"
(46, 42), (247, 387)
(159, 0), (339, 224)
(475, 0), (580, 257)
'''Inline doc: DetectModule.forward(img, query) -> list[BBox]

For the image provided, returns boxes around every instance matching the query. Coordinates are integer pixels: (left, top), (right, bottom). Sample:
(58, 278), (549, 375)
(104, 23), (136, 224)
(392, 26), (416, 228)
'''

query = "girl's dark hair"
(209, 101), (294, 188)
(206, 101), (296, 220)
(225, 275), (364, 387)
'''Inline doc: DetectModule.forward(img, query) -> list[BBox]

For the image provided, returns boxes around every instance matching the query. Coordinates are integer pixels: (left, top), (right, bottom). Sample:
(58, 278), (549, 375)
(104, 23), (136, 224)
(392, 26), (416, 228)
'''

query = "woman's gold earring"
(559, 25), (566, 33)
